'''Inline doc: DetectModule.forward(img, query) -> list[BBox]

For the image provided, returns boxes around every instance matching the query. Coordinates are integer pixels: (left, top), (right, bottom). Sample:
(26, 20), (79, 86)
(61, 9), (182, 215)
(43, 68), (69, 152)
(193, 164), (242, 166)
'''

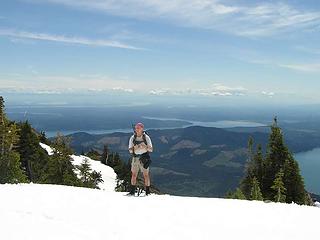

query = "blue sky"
(1, 0), (320, 104)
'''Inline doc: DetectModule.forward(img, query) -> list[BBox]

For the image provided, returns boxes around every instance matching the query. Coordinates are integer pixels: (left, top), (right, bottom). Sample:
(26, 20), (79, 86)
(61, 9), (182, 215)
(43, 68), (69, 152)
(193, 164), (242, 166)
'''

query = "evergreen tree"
(263, 119), (307, 204)
(39, 131), (49, 144)
(240, 139), (265, 198)
(253, 144), (264, 188)
(0, 97), (28, 183)
(77, 158), (103, 189)
(17, 121), (48, 182)
(41, 134), (80, 186)
(250, 177), (263, 201)
(77, 158), (92, 187)
(282, 157), (306, 204)
(262, 119), (290, 199)
(90, 170), (103, 188)
(85, 148), (101, 160)
(232, 188), (246, 200)
(240, 118), (309, 205)
(271, 169), (286, 203)
(100, 145), (109, 165)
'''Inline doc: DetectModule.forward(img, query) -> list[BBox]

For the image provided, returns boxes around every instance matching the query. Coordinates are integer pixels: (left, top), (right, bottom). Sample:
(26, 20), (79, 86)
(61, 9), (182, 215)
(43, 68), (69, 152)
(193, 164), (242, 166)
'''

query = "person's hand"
(140, 143), (148, 150)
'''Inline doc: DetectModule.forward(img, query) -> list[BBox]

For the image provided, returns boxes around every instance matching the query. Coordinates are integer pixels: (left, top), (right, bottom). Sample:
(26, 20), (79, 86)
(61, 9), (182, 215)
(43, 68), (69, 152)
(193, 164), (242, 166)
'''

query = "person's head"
(135, 122), (144, 136)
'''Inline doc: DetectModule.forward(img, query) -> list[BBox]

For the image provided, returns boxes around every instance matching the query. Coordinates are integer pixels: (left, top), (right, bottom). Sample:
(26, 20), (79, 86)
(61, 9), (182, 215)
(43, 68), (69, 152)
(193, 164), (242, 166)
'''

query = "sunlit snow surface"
(0, 184), (319, 240)
(71, 154), (117, 191)
(40, 143), (117, 191)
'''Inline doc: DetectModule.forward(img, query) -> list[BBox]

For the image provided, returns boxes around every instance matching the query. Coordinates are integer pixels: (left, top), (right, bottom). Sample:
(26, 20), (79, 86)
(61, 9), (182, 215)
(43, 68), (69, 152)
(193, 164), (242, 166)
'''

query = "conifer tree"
(77, 158), (103, 189)
(41, 134), (80, 186)
(262, 119), (290, 199)
(263, 119), (307, 204)
(232, 188), (246, 200)
(100, 145), (109, 165)
(90, 170), (103, 188)
(240, 118), (309, 205)
(85, 148), (101, 160)
(77, 158), (92, 186)
(39, 131), (49, 144)
(271, 169), (286, 203)
(240, 137), (256, 197)
(253, 144), (264, 187)
(283, 157), (306, 204)
(17, 121), (48, 182)
(0, 97), (27, 183)
(250, 177), (263, 201)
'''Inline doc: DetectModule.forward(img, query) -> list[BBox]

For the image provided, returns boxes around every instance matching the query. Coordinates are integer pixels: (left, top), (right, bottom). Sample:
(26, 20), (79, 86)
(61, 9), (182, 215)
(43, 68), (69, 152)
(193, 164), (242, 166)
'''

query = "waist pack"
(139, 152), (152, 169)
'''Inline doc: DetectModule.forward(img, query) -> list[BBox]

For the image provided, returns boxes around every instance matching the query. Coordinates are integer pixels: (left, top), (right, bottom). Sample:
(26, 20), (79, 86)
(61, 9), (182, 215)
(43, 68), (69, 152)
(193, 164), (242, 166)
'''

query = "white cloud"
(279, 63), (320, 73)
(211, 83), (246, 92)
(0, 28), (142, 50)
(262, 91), (275, 97)
(27, 0), (320, 37)
(112, 87), (134, 93)
(294, 46), (320, 55)
(148, 83), (246, 97)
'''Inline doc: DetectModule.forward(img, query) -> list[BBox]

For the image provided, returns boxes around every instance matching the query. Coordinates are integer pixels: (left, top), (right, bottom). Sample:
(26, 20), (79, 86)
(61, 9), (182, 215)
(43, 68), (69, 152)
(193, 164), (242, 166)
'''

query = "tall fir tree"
(262, 119), (289, 199)
(263, 119), (307, 204)
(271, 169), (286, 203)
(250, 177), (263, 201)
(239, 118), (309, 205)
(253, 144), (264, 189)
(77, 158), (103, 189)
(41, 134), (80, 186)
(282, 157), (307, 204)
(0, 97), (27, 183)
(240, 137), (256, 197)
(232, 188), (246, 200)
(100, 145), (109, 165)
(17, 121), (48, 182)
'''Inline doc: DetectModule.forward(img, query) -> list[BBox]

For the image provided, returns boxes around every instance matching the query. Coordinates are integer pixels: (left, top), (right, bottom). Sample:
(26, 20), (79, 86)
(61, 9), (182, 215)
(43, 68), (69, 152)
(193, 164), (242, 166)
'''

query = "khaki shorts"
(131, 157), (149, 173)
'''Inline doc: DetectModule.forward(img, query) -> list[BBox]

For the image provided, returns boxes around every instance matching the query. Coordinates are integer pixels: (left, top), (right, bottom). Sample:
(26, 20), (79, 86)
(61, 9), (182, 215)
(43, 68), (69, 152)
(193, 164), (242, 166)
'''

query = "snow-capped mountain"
(40, 143), (117, 191)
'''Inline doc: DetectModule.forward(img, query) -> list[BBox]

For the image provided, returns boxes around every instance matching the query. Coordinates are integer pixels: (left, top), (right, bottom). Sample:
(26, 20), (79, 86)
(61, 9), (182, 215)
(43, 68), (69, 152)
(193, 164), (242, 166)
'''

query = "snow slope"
(39, 143), (117, 191)
(1, 184), (319, 240)
(71, 154), (117, 191)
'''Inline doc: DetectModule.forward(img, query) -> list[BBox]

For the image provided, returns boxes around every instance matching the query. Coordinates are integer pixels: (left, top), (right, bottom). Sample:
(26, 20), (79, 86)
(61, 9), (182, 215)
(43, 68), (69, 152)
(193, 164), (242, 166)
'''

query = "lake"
(295, 148), (320, 195)
(45, 118), (266, 137)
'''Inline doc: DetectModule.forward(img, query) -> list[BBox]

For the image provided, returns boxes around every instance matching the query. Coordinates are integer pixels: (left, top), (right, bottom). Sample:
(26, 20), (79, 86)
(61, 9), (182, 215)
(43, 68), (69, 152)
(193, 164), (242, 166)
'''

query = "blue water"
(45, 119), (266, 137)
(295, 148), (320, 195)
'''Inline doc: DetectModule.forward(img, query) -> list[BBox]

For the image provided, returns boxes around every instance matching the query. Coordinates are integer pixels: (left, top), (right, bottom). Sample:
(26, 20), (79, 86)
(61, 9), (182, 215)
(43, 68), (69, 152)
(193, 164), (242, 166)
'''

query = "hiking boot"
(146, 186), (151, 195)
(128, 185), (136, 195)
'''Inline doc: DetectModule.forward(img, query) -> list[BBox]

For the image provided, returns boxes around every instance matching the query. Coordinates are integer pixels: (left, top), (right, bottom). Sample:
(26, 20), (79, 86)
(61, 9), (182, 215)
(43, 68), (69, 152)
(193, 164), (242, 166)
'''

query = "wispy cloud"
(149, 83), (247, 97)
(27, 0), (320, 37)
(261, 91), (275, 98)
(235, 49), (320, 74)
(279, 63), (320, 73)
(0, 28), (142, 50)
(294, 46), (320, 55)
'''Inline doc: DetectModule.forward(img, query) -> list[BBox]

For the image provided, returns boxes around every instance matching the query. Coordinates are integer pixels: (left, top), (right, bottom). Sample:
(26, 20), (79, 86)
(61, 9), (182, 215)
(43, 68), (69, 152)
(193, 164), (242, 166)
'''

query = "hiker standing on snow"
(128, 123), (153, 195)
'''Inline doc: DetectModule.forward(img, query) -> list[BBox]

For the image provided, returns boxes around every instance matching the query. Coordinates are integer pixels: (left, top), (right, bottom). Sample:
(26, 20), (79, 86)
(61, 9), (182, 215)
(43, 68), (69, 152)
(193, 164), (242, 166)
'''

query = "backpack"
(133, 132), (148, 146)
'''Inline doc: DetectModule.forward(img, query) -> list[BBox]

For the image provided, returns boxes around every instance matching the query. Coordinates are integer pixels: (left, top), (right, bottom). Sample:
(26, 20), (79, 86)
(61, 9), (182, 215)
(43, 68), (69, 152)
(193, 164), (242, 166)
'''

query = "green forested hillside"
(68, 126), (269, 197)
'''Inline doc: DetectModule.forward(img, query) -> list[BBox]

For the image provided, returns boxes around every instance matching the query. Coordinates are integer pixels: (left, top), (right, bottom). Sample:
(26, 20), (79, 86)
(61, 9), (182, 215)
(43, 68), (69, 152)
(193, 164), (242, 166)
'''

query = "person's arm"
(146, 135), (153, 152)
(128, 136), (134, 154)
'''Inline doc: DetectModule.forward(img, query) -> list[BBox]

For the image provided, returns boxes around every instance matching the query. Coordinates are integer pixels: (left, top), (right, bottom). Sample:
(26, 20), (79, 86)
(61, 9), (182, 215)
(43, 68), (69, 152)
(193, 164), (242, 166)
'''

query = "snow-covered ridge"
(40, 143), (117, 191)
(0, 184), (319, 240)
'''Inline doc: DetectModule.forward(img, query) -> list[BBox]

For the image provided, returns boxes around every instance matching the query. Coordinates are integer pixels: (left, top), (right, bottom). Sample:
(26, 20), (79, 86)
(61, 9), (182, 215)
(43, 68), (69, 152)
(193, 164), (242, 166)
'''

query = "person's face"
(135, 126), (144, 135)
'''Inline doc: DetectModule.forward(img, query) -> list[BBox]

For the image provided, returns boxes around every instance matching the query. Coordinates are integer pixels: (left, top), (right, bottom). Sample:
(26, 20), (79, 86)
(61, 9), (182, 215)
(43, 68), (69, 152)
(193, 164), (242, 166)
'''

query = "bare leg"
(143, 171), (150, 186)
(131, 170), (138, 186)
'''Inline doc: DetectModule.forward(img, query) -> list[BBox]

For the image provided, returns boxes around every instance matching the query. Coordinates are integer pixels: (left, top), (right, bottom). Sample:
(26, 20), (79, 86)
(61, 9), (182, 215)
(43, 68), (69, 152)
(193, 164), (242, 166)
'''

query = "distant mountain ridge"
(68, 126), (269, 197)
